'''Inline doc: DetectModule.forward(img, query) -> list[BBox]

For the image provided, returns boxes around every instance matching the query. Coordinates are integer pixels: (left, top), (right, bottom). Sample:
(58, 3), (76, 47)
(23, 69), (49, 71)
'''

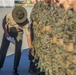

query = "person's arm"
(24, 23), (32, 48)
(4, 23), (9, 37)
(2, 15), (9, 37)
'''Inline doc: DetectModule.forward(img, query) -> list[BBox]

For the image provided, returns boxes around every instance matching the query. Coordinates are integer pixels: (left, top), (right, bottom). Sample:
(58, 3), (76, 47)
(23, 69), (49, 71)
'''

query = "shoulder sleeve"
(30, 2), (39, 22)
(2, 15), (7, 30)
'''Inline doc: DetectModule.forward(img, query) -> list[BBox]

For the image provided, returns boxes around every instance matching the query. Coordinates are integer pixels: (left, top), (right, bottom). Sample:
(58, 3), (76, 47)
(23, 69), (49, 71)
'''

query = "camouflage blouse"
(50, 2), (65, 39)
(63, 7), (75, 44)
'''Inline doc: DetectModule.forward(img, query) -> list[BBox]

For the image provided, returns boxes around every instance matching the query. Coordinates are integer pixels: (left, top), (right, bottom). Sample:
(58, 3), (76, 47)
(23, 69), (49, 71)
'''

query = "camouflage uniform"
(37, 3), (53, 74)
(30, 1), (44, 55)
(30, 1), (46, 74)
(63, 8), (76, 75)
(0, 11), (29, 71)
(49, 3), (66, 75)
(32, 2), (65, 75)
(30, 1), (53, 74)
(30, 1), (76, 75)
(51, 6), (76, 75)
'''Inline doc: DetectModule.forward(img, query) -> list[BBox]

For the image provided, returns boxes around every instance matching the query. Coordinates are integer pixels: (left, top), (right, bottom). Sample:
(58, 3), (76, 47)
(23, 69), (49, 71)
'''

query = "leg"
(14, 39), (22, 70)
(0, 33), (10, 68)
(13, 39), (22, 75)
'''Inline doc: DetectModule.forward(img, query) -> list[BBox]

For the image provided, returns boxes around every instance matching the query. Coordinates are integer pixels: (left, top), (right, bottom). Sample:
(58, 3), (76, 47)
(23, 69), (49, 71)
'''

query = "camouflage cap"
(12, 6), (27, 23)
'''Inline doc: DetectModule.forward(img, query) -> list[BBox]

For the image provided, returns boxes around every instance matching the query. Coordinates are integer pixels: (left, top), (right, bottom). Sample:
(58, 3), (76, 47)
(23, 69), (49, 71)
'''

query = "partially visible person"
(30, 0), (51, 74)
(68, 0), (76, 10)
(48, 0), (66, 74)
(58, 0), (70, 10)
(29, 0), (41, 74)
(0, 6), (32, 75)
(58, 0), (74, 51)
(31, 0), (40, 4)
(64, 0), (76, 74)
(59, 0), (76, 75)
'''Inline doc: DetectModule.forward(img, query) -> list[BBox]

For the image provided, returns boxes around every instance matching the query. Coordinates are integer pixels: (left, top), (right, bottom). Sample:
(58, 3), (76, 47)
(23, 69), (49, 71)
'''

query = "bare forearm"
(4, 23), (9, 37)
(27, 34), (32, 48)
(24, 23), (32, 48)
(4, 24), (8, 32)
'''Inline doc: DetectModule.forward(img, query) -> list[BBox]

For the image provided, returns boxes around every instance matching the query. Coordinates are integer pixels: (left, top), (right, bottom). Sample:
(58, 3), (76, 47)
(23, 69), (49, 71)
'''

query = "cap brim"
(12, 6), (27, 23)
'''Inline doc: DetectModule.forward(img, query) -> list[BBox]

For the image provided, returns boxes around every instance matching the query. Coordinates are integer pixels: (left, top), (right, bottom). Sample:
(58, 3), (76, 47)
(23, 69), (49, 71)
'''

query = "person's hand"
(5, 32), (9, 37)
(28, 48), (34, 60)
(29, 48), (32, 56)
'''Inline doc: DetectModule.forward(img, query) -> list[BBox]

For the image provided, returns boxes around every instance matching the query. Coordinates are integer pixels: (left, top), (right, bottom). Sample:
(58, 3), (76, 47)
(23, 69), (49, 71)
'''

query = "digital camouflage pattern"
(36, 3), (54, 74)
(63, 8), (76, 75)
(30, 1), (44, 55)
(30, 1), (47, 74)
(50, 2), (64, 39)
(63, 7), (75, 44)
(49, 2), (65, 75)
(30, 1), (52, 74)
(30, 1), (76, 75)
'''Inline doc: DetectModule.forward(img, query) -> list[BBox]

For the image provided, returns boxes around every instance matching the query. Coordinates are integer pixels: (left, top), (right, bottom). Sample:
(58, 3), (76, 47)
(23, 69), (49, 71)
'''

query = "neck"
(50, 0), (54, 4)
(63, 2), (70, 10)
(72, 2), (76, 11)
(56, 3), (60, 7)
(44, 1), (50, 5)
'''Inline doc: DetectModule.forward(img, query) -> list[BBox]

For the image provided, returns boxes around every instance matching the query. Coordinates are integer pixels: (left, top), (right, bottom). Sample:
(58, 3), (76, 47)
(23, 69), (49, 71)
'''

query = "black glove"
(28, 48), (34, 60)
